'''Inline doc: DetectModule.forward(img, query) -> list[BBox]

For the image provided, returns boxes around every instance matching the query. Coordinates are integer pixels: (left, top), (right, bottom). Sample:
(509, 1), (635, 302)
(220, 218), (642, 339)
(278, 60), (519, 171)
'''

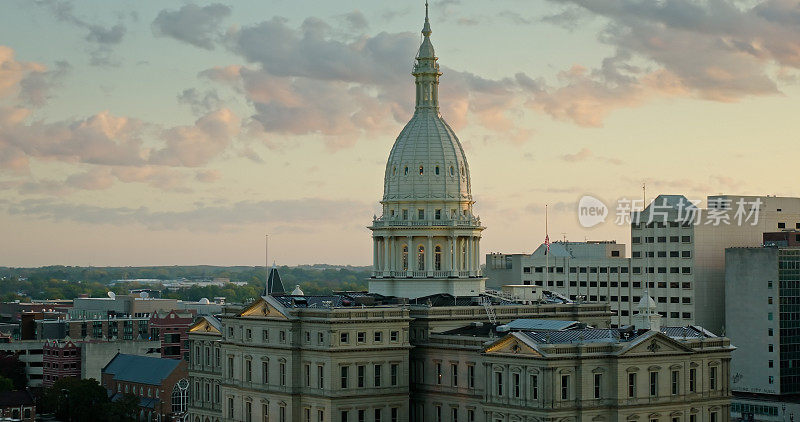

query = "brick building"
(0, 390), (35, 421)
(42, 339), (80, 388)
(149, 310), (195, 360)
(102, 353), (188, 421)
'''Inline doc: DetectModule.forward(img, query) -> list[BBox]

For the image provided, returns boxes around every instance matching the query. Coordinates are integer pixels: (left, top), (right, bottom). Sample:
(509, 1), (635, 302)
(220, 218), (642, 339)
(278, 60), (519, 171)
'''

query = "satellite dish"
(107, 291), (116, 299)
(140, 292), (149, 299)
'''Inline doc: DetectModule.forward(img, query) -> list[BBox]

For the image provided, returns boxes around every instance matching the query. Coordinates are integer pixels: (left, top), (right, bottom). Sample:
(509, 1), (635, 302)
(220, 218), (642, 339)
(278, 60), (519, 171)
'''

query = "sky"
(2, 0), (800, 267)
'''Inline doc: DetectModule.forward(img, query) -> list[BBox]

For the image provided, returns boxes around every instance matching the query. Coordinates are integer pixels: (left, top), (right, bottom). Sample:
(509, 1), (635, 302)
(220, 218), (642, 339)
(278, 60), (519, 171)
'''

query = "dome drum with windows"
(368, 3), (485, 299)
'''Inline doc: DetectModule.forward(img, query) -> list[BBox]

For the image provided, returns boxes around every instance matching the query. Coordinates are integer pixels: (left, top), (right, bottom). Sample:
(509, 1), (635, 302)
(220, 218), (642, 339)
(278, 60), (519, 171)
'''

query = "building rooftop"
(0, 390), (34, 407)
(440, 319), (717, 344)
(102, 353), (181, 385)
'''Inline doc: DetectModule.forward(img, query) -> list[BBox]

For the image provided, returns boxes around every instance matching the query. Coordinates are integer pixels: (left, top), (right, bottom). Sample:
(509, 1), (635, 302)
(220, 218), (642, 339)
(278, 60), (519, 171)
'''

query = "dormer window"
(419, 165), (424, 175)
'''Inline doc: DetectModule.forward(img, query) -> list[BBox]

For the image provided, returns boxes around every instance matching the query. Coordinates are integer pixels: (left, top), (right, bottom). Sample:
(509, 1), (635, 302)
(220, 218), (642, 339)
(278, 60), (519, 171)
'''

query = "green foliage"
(0, 376), (13, 392)
(0, 265), (371, 302)
(0, 355), (27, 390)
(41, 378), (112, 421)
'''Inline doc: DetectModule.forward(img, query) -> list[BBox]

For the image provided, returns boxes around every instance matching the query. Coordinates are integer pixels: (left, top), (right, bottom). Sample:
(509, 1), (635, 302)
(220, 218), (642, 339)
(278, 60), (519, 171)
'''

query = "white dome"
(383, 110), (471, 203)
(291, 285), (304, 296)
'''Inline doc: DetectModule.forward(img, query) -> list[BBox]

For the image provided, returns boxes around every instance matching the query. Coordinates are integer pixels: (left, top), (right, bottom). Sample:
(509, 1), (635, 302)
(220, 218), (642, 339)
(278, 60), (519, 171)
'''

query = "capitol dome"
(381, 7), (472, 205)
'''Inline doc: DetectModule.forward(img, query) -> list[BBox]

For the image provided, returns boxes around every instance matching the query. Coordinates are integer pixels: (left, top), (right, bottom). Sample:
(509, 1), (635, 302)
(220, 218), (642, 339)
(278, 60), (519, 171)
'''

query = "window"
(628, 373), (636, 397)
(402, 209), (408, 220)
(435, 166), (440, 175)
(341, 366), (349, 388)
(451, 363), (458, 387)
(228, 397), (234, 419)
(305, 363), (311, 387)
(318, 332), (324, 344)
(710, 366), (717, 390)
(418, 209), (425, 220)
(779, 222), (786, 229)
(495, 371), (504, 396)
(650, 371), (658, 396)
(340, 332), (349, 343)
(280, 362), (286, 386)
(419, 165), (424, 175)
(530, 374), (538, 399)
(228, 356), (234, 378)
(468, 364), (475, 388)
(404, 166), (408, 175)
(434, 245), (442, 270)
(390, 331), (399, 342)
(689, 368), (696, 392)
(435, 209), (441, 220)
(594, 373), (602, 399)
(467, 410), (474, 422)
(245, 358), (252, 382)
(263, 403), (269, 422)
(374, 364), (382, 387)
(561, 375), (569, 400)
(451, 407), (458, 422)
(391, 363), (398, 386)
(341, 411), (348, 422)
(391, 408), (398, 422)
(262, 361), (269, 384)
(279, 330), (286, 343)
(513, 372), (521, 398)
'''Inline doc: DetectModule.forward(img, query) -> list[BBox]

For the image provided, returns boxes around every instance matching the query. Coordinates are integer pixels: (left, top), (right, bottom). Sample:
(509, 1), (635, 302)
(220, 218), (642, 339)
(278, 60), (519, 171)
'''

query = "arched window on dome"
(402, 246), (408, 271)
(450, 166), (455, 176)
(419, 165), (424, 175)
(461, 167), (465, 177)
(404, 166), (408, 176)
(435, 246), (442, 271)
(417, 246), (425, 271)
(435, 166), (440, 175)
(392, 167), (397, 176)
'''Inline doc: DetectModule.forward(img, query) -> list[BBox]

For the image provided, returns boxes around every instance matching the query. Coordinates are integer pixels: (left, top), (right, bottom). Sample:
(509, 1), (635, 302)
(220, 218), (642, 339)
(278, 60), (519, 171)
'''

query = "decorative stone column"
(407, 235), (414, 277)
(383, 236), (390, 277)
(373, 237), (379, 276)
(426, 236), (433, 277)
(449, 235), (457, 277)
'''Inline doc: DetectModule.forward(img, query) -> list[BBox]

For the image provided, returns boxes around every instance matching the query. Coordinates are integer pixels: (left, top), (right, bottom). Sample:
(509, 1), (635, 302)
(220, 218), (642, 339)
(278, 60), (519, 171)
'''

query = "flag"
(544, 234), (550, 255)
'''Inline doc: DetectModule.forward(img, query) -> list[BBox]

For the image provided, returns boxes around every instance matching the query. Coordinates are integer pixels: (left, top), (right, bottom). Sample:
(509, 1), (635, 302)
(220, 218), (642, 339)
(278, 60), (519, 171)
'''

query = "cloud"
(65, 167), (115, 190)
(152, 3), (232, 50)
(5, 198), (367, 231)
(535, 0), (800, 118)
(151, 108), (240, 167)
(177, 88), (223, 115)
(195, 169), (221, 183)
(36, 0), (127, 65)
(561, 147), (623, 165)
(18, 61), (70, 106)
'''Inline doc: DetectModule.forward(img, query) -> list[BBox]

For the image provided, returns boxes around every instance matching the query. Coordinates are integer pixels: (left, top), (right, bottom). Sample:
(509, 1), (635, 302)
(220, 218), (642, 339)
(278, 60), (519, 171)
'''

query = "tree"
(0, 376), (13, 392)
(108, 393), (139, 422)
(41, 378), (113, 421)
(0, 355), (27, 390)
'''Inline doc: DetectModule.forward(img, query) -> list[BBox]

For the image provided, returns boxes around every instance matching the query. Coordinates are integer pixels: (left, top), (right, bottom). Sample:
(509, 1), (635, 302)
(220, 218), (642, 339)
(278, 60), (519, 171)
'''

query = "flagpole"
(545, 204), (549, 288)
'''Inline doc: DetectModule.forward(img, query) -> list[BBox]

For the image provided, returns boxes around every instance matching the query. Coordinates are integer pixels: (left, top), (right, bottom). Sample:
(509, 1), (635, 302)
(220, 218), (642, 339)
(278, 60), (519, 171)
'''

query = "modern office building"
(726, 239), (800, 420)
(485, 241), (634, 326)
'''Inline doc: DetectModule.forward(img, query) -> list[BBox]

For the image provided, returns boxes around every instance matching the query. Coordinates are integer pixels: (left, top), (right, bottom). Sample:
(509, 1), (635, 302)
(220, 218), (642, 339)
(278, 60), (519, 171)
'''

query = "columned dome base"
(369, 277), (485, 299)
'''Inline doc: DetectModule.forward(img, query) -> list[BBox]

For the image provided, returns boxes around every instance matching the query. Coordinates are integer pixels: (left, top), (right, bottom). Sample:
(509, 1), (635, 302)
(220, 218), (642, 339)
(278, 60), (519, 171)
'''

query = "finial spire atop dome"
(414, 1), (441, 110)
(423, 1), (432, 36)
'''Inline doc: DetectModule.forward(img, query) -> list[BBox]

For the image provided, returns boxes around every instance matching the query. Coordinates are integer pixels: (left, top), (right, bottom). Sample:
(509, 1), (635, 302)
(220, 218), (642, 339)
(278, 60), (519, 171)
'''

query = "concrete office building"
(485, 241), (635, 326)
(632, 194), (800, 335)
(726, 240), (800, 421)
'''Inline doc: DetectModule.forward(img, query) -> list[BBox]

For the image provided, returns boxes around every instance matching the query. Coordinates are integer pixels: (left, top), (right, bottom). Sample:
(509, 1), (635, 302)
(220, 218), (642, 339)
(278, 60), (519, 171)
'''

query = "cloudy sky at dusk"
(2, 0), (800, 267)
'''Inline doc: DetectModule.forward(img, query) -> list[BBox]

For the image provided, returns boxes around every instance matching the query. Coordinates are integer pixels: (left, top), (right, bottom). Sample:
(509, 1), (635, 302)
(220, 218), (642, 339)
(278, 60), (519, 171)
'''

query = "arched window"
(392, 167), (397, 176)
(435, 166), (440, 175)
(435, 246), (442, 271)
(404, 166), (408, 176)
(450, 166), (455, 176)
(419, 165), (424, 175)
(417, 246), (425, 271)
(402, 246), (409, 271)
(172, 379), (189, 415)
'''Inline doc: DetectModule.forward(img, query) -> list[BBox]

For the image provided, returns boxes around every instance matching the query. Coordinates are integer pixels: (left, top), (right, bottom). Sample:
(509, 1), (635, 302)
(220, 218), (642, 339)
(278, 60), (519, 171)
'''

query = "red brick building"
(0, 390), (35, 421)
(102, 353), (188, 421)
(149, 310), (195, 360)
(42, 339), (81, 388)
